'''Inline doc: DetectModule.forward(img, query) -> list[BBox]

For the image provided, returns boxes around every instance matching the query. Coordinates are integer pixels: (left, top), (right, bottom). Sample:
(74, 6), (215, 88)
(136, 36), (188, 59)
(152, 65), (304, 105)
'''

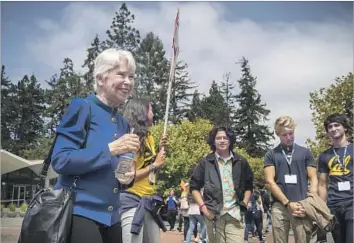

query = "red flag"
(172, 9), (180, 60)
(163, 8), (180, 135)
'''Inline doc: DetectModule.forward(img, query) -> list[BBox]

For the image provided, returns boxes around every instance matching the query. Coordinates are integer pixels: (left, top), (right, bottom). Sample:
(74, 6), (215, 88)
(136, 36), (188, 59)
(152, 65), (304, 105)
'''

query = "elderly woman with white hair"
(51, 48), (140, 243)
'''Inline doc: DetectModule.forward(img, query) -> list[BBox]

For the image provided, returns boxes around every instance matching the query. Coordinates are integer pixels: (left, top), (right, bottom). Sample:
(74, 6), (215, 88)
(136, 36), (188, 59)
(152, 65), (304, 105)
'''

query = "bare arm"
(192, 190), (204, 206)
(134, 165), (152, 182)
(192, 189), (215, 220)
(307, 166), (318, 194)
(318, 173), (328, 201)
(264, 166), (289, 205)
(243, 190), (252, 205)
(134, 149), (165, 182)
(265, 166), (304, 216)
(258, 197), (264, 213)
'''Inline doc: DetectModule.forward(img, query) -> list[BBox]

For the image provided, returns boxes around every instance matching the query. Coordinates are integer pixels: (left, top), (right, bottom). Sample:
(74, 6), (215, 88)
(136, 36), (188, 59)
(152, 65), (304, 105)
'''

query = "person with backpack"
(185, 191), (207, 243)
(244, 189), (264, 243)
(261, 188), (272, 233)
(165, 190), (179, 231)
(179, 184), (198, 242)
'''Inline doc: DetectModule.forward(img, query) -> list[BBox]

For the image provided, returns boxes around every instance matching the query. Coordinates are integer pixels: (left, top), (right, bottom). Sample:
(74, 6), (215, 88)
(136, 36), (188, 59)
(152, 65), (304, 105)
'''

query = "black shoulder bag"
(18, 100), (91, 243)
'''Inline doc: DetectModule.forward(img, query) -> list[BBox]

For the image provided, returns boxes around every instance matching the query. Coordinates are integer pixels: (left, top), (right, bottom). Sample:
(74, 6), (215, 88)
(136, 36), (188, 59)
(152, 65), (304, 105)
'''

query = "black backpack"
(262, 190), (271, 208)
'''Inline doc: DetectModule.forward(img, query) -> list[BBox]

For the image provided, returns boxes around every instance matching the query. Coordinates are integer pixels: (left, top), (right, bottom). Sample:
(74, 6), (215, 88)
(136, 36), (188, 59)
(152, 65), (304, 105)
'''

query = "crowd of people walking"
(20, 48), (352, 243)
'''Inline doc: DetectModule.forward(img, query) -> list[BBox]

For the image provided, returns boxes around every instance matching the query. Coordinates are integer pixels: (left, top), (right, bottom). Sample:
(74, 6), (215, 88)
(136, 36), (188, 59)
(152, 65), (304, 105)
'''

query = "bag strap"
(38, 98), (92, 187)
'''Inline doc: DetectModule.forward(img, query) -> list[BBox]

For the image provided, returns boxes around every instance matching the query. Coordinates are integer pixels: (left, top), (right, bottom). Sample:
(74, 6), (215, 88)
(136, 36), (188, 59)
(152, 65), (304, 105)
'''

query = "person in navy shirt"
(318, 113), (353, 243)
(51, 48), (140, 243)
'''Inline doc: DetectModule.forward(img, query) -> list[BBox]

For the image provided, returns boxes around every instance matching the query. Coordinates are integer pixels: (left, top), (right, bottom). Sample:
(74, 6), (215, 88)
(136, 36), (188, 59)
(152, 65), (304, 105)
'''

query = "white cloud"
(24, 2), (352, 147)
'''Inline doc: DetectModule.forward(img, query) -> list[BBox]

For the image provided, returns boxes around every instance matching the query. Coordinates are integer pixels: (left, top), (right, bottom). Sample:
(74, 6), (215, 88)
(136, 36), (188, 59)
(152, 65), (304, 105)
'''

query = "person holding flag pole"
(119, 9), (180, 243)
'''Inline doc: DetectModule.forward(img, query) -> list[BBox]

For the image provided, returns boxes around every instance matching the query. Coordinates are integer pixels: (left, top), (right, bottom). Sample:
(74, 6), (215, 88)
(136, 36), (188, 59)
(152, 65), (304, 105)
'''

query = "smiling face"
(97, 59), (134, 106)
(327, 122), (346, 140)
(215, 130), (230, 154)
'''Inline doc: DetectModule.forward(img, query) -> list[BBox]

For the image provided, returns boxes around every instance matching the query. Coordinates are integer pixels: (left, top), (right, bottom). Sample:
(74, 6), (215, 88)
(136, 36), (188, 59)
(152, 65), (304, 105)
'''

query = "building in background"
(1, 150), (58, 206)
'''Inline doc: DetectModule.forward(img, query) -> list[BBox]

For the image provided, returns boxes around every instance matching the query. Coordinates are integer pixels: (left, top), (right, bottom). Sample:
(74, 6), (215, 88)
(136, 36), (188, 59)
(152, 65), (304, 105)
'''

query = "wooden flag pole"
(163, 8), (180, 135)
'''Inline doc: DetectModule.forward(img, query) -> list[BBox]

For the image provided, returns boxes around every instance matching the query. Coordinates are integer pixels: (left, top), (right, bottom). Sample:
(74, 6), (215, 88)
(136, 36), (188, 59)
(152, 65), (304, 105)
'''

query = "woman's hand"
(154, 148), (166, 169)
(159, 134), (168, 150)
(108, 134), (140, 156)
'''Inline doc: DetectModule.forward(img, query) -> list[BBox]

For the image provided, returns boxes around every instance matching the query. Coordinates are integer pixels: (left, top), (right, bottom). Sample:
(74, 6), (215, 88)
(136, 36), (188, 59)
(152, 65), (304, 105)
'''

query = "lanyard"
(332, 144), (348, 169)
(281, 146), (294, 165)
(281, 145), (294, 175)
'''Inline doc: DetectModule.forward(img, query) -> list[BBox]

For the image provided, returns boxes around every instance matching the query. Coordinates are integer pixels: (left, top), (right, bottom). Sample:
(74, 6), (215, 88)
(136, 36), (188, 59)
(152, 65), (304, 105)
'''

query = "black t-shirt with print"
(318, 142), (353, 209)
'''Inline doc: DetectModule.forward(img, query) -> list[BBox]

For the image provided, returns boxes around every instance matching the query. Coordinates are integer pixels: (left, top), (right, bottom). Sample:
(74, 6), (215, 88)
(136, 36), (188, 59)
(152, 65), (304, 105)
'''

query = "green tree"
(82, 35), (106, 92)
(11, 75), (45, 156)
(1, 65), (17, 150)
(23, 135), (55, 160)
(149, 119), (214, 195)
(234, 57), (273, 157)
(200, 81), (229, 127)
(220, 72), (238, 128)
(187, 90), (204, 121)
(307, 72), (354, 158)
(169, 61), (197, 124)
(133, 32), (169, 122)
(46, 58), (86, 132)
(104, 3), (141, 52)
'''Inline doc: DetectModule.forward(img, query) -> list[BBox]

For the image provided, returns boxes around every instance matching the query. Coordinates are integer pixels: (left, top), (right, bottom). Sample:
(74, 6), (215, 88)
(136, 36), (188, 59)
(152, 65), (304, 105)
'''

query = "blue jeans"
(186, 215), (206, 243)
(265, 209), (272, 232)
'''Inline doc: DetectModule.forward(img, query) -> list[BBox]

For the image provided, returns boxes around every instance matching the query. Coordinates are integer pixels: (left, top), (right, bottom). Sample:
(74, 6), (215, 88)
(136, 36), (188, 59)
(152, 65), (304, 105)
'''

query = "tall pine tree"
(187, 90), (204, 122)
(82, 35), (106, 92)
(133, 32), (169, 122)
(169, 61), (197, 124)
(11, 75), (45, 156)
(46, 58), (85, 132)
(234, 57), (273, 157)
(104, 3), (141, 52)
(1, 65), (17, 150)
(200, 81), (229, 127)
(220, 72), (238, 127)
(134, 33), (168, 98)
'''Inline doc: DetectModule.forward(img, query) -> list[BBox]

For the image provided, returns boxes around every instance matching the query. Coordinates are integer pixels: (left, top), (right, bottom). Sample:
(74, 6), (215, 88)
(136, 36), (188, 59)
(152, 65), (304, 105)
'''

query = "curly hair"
(324, 113), (351, 132)
(123, 98), (151, 156)
(207, 126), (236, 152)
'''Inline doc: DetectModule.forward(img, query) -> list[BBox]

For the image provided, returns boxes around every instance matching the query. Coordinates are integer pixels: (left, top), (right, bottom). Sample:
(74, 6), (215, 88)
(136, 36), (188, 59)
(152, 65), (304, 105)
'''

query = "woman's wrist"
(149, 163), (157, 172)
(199, 202), (206, 211)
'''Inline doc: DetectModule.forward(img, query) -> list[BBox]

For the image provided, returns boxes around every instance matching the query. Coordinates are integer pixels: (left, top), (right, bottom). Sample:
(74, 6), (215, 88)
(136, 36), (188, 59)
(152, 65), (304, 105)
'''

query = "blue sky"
(1, 1), (353, 146)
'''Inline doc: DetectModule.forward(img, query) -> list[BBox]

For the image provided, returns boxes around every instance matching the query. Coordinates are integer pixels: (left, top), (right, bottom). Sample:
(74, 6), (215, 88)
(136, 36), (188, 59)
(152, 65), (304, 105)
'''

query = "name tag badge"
(285, 174), (297, 184)
(338, 181), (350, 191)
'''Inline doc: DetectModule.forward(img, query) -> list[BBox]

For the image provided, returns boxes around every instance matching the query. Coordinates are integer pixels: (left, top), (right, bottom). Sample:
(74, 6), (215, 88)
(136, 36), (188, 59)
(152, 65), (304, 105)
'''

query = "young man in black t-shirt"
(318, 113), (353, 243)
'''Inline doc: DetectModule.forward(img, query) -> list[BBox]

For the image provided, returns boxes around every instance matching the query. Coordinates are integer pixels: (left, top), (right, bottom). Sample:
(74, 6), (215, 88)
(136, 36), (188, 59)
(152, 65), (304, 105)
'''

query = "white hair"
(93, 48), (136, 91)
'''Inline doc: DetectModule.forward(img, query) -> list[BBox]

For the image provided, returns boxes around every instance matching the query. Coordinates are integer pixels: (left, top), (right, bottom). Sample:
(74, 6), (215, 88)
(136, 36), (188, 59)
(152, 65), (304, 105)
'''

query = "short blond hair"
(93, 48), (136, 91)
(274, 116), (296, 135)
